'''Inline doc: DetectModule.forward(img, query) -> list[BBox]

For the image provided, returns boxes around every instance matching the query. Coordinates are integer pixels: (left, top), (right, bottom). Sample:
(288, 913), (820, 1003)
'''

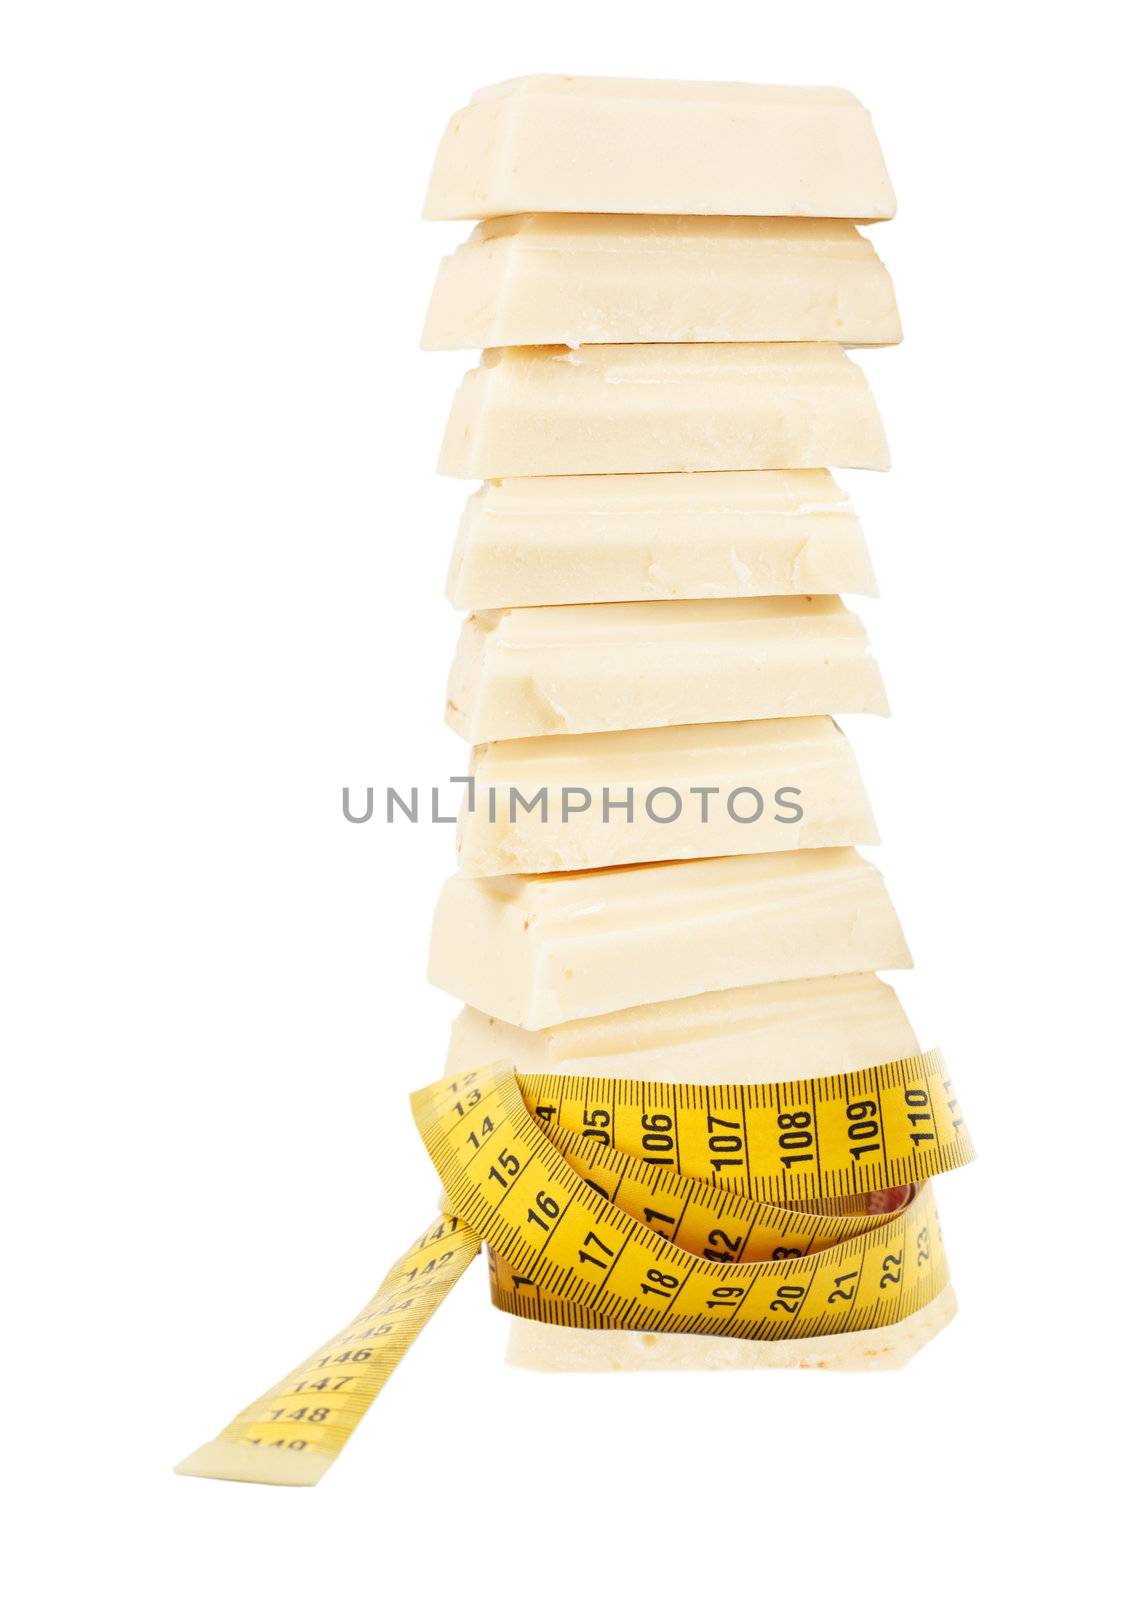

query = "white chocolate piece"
(423, 77), (896, 221)
(439, 344), (889, 479)
(505, 1284), (956, 1371)
(483, 967), (935, 1371)
(457, 717), (876, 877)
(446, 972), (919, 1084)
(446, 470), (876, 611)
(446, 597), (887, 744)
(423, 216), (901, 351)
(428, 848), (912, 1029)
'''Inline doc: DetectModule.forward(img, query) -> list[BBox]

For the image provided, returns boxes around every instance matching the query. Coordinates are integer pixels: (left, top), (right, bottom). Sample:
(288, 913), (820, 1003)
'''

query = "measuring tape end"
(174, 1439), (332, 1488)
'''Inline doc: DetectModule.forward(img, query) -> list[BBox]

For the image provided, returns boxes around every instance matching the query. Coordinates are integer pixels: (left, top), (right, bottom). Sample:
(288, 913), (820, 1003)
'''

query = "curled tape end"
(174, 1439), (332, 1488)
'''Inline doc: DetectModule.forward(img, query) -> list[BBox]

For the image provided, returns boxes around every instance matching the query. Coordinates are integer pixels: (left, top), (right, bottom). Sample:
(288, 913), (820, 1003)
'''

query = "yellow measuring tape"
(177, 1047), (973, 1486)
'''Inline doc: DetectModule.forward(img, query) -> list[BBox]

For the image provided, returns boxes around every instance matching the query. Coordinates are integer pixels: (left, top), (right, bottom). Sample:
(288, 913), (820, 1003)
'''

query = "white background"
(2, 2), (1134, 1595)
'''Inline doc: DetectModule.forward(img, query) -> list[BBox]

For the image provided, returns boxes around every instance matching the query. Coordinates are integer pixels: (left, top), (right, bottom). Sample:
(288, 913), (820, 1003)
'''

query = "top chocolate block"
(423, 76), (896, 222)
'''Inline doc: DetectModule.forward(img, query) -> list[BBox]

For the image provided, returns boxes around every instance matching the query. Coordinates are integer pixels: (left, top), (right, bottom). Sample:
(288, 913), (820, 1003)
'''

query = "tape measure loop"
(178, 1048), (972, 1486)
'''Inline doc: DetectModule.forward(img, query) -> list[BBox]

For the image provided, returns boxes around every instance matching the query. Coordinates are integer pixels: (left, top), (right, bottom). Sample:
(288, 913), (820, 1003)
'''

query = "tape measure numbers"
(176, 1047), (972, 1486)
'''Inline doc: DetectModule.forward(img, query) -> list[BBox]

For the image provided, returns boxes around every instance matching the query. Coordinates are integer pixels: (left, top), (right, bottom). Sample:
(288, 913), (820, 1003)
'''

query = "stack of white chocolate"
(422, 77), (949, 1369)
